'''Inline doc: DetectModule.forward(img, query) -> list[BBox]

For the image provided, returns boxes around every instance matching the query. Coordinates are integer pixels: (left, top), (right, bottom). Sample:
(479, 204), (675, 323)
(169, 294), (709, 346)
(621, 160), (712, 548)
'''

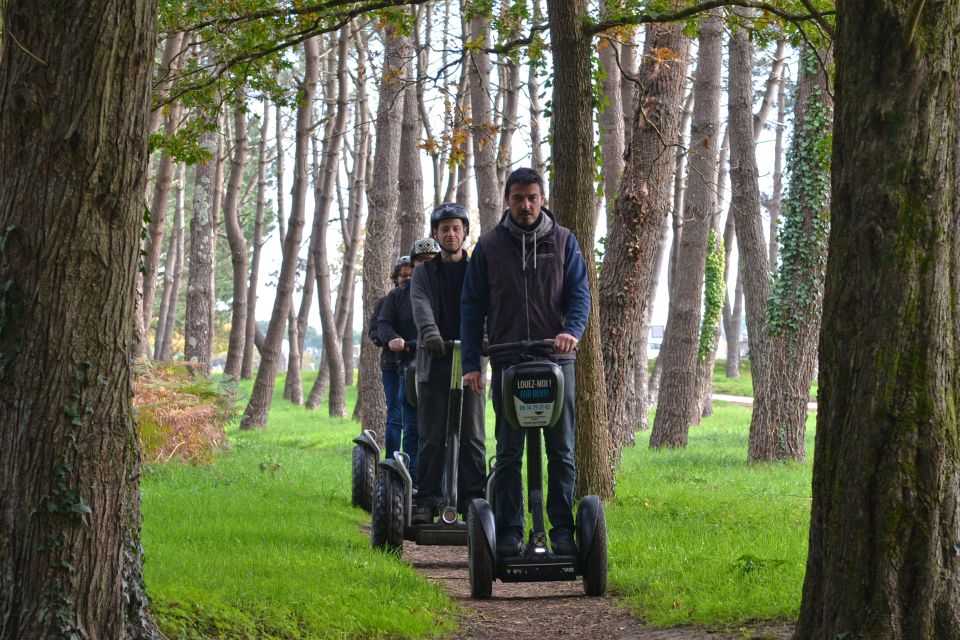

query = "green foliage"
(698, 230), (725, 361)
(767, 51), (832, 339)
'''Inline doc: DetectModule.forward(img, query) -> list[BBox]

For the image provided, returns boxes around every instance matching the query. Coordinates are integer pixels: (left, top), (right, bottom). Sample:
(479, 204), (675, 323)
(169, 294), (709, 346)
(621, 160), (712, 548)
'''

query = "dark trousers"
(415, 361), (486, 514)
(398, 368), (419, 487)
(492, 361), (576, 536)
(382, 369), (402, 459)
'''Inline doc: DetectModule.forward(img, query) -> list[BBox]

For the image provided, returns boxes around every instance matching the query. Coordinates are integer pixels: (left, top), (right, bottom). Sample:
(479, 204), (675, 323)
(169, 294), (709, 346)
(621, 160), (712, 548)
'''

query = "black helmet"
(409, 237), (440, 260)
(394, 255), (412, 270)
(430, 202), (470, 232)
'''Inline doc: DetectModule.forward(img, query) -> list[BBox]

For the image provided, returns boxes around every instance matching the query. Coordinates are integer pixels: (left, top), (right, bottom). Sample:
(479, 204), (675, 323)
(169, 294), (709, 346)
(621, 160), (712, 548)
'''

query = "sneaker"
(496, 529), (524, 557)
(411, 503), (434, 525)
(550, 527), (577, 556)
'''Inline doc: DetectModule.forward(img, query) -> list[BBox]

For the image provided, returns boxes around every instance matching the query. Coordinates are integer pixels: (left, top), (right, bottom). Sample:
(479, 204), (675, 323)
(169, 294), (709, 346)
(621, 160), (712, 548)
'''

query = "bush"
(134, 360), (237, 464)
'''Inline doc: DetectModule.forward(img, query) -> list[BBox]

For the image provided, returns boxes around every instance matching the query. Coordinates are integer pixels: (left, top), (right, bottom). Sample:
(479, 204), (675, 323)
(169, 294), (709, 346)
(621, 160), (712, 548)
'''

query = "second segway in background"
(371, 340), (471, 554)
(466, 340), (607, 598)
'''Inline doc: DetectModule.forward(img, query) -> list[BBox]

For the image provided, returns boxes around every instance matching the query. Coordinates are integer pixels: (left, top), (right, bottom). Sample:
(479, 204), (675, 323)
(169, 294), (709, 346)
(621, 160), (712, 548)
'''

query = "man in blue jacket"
(461, 167), (591, 557)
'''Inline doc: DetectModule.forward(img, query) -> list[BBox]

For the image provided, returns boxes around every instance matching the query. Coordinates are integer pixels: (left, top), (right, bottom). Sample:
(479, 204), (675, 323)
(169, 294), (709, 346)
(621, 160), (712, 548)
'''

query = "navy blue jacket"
(460, 208), (591, 373)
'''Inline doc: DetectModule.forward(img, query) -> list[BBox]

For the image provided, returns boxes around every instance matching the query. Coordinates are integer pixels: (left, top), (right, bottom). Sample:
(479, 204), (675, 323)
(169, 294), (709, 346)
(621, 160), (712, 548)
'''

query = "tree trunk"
(358, 22), (407, 437)
(649, 11), (722, 449)
(794, 2), (960, 636)
(750, 48), (832, 462)
(155, 162), (185, 360)
(184, 125), (218, 374)
(598, 0), (625, 224)
(240, 36), (320, 429)
(223, 103), (249, 378)
(0, 1), (160, 637)
(307, 24), (350, 416)
(495, 3), (521, 194)
(668, 84), (694, 294)
(241, 101), (270, 379)
(546, 0), (614, 499)
(398, 45), (424, 255)
(600, 22), (689, 460)
(467, 6), (499, 233)
(768, 67), (786, 271)
(528, 0), (546, 174)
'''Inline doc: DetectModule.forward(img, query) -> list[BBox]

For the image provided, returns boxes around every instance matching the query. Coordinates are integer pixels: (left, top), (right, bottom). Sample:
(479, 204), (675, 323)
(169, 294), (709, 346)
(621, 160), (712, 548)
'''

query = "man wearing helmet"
(409, 203), (487, 524)
(368, 256), (414, 463)
(376, 240), (439, 487)
(461, 167), (591, 558)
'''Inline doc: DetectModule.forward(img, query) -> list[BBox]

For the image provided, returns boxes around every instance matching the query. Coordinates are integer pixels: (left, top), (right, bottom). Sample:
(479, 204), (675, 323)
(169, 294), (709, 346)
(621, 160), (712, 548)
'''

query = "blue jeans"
(492, 361), (576, 536)
(382, 369), (403, 459)
(398, 368), (419, 486)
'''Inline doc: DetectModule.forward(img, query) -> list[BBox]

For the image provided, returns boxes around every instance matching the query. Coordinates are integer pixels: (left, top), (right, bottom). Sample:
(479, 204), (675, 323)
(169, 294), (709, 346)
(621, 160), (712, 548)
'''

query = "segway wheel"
(467, 501), (494, 599)
(579, 500), (608, 597)
(351, 445), (376, 512)
(371, 468), (405, 554)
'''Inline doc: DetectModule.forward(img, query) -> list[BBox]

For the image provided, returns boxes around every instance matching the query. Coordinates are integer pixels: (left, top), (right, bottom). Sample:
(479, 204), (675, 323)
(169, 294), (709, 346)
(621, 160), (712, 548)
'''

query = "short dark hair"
(504, 167), (545, 200)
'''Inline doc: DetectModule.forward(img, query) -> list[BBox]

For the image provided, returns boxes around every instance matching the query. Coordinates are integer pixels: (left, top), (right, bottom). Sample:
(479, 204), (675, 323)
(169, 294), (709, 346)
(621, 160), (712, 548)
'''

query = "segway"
(351, 342), (418, 513)
(466, 340), (608, 598)
(350, 430), (379, 512)
(371, 340), (469, 554)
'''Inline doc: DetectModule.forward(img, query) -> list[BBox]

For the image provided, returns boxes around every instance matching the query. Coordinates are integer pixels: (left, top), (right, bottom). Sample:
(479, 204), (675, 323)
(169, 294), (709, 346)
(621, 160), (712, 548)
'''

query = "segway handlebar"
(484, 339), (555, 358)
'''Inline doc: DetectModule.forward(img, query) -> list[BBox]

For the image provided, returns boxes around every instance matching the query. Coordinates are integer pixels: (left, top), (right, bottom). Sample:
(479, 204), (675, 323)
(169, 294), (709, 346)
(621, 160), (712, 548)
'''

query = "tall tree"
(597, 0), (625, 224)
(600, 22), (689, 459)
(649, 11), (723, 449)
(241, 101), (270, 379)
(358, 21), (407, 436)
(0, 0), (160, 637)
(546, 0), (614, 499)
(398, 37), (424, 254)
(223, 102), (250, 378)
(155, 162), (186, 361)
(308, 24), (351, 417)
(466, 1), (499, 232)
(240, 36), (320, 429)
(183, 124), (219, 374)
(795, 1), (960, 636)
(750, 47), (832, 461)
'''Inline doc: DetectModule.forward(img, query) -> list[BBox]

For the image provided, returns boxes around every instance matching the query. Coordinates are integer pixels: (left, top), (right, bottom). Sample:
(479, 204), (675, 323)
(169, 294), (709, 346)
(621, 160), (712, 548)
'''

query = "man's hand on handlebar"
(388, 337), (406, 352)
(464, 371), (484, 395)
(554, 332), (578, 354)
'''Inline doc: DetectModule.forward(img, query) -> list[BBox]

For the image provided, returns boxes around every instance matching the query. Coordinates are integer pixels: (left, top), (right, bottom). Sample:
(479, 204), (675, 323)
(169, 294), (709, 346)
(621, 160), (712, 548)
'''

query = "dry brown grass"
(133, 360), (236, 464)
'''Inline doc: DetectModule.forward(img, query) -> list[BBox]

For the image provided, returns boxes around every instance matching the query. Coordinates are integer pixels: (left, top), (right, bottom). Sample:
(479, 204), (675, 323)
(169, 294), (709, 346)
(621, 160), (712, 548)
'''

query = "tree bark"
(184, 125), (218, 374)
(358, 22), (407, 437)
(0, 1), (160, 637)
(495, 3), (521, 194)
(750, 48), (832, 462)
(546, 0), (614, 499)
(600, 22), (689, 460)
(307, 24), (350, 416)
(398, 42), (424, 255)
(240, 37), (320, 429)
(141, 32), (185, 358)
(598, 0), (625, 224)
(466, 5), (499, 233)
(241, 101), (270, 379)
(528, 0), (546, 174)
(155, 162), (186, 360)
(768, 67), (786, 271)
(795, 2), (960, 636)
(649, 11), (722, 449)
(223, 103), (249, 378)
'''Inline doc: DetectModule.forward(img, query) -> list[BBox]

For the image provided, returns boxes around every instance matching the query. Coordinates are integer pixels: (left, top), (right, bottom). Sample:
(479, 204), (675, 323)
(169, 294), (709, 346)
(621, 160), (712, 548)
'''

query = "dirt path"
(402, 539), (794, 640)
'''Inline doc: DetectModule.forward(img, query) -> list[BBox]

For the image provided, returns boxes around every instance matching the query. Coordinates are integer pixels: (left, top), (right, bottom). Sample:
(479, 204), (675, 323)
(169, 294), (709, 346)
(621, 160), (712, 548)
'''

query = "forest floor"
(395, 533), (795, 640)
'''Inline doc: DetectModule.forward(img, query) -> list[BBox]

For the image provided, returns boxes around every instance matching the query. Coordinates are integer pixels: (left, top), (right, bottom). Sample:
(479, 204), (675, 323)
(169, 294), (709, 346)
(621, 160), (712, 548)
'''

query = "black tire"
(371, 468), (405, 554)
(580, 501), (608, 597)
(351, 445), (376, 512)
(467, 501), (494, 599)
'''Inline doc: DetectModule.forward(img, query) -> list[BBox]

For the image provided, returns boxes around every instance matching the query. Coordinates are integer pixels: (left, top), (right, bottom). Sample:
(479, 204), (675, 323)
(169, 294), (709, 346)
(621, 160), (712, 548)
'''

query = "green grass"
(142, 373), (456, 640)
(143, 369), (815, 637)
(609, 403), (815, 627)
